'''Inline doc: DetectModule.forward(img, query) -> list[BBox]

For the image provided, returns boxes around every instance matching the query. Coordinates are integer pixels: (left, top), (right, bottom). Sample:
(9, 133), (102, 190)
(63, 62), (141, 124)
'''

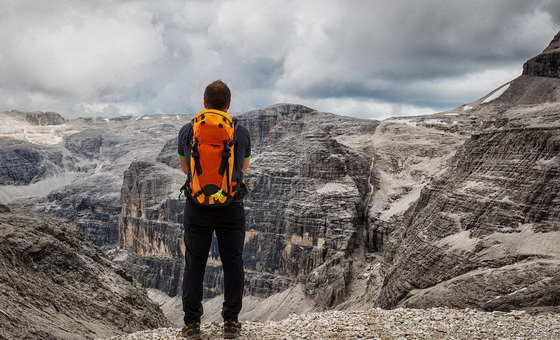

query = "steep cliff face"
(523, 32), (560, 78)
(364, 115), (476, 254)
(0, 206), (167, 339)
(117, 161), (185, 296)
(239, 106), (377, 305)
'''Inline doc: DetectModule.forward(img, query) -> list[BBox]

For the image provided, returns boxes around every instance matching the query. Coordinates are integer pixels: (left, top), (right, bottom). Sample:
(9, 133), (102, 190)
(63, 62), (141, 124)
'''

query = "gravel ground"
(102, 307), (560, 340)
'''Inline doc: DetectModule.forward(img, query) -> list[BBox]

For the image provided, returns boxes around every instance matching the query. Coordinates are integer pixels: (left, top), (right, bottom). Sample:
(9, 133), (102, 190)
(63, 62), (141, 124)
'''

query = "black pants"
(182, 198), (245, 324)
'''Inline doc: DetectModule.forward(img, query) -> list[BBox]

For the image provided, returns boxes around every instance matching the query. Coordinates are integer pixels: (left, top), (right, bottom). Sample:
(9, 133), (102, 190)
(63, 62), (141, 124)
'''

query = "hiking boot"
(181, 320), (201, 339)
(223, 320), (241, 339)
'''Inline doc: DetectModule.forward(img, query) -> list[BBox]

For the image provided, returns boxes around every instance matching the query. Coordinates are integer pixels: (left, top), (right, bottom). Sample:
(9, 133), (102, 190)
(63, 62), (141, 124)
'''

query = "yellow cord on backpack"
(211, 190), (225, 201)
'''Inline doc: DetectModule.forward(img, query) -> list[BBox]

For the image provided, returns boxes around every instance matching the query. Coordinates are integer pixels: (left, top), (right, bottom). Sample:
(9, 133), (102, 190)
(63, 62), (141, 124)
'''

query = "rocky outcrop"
(0, 203), (10, 213)
(237, 105), (377, 304)
(44, 176), (123, 246)
(156, 137), (180, 170)
(376, 117), (560, 311)
(400, 260), (560, 314)
(364, 115), (474, 254)
(523, 32), (560, 78)
(0, 207), (168, 340)
(65, 129), (109, 159)
(523, 53), (560, 78)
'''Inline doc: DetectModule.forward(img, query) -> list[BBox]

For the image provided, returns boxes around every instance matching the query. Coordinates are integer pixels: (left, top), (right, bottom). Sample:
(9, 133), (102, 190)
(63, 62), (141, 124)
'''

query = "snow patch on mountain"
(316, 182), (353, 194)
(383, 118), (418, 127)
(0, 112), (81, 146)
(482, 83), (511, 103)
(0, 171), (83, 202)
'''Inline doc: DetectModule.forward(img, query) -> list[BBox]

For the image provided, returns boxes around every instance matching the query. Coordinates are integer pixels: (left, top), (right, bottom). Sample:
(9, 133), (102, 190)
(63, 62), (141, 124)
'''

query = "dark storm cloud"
(543, 1), (560, 25)
(0, 0), (558, 119)
(277, 0), (560, 109)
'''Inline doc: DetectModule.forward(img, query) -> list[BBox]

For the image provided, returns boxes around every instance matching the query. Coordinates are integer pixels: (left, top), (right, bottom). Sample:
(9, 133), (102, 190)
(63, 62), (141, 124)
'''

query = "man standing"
(177, 80), (251, 339)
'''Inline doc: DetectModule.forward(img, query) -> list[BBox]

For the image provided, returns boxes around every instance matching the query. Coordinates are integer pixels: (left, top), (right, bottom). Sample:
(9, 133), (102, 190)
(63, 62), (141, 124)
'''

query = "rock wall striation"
(0, 139), (64, 186)
(376, 109), (560, 312)
(118, 161), (185, 296)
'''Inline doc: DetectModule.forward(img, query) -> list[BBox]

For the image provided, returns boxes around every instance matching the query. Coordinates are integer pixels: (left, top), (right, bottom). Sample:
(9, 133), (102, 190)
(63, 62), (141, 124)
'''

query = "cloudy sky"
(1, 0), (559, 120)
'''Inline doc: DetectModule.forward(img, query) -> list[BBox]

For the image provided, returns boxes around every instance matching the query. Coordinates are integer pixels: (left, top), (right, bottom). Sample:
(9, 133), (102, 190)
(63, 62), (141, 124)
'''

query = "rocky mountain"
(376, 117), (560, 312)
(0, 102), (472, 320)
(1, 31), (559, 330)
(376, 34), (560, 312)
(118, 102), (485, 323)
(0, 204), (167, 339)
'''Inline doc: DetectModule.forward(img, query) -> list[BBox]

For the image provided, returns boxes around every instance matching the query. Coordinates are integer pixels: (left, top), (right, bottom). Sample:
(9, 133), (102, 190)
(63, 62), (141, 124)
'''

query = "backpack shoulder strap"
(232, 118), (240, 141)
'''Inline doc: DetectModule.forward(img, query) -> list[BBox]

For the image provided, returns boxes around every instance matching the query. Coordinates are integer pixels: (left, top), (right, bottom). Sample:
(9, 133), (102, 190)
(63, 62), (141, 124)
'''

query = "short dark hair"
(204, 80), (231, 111)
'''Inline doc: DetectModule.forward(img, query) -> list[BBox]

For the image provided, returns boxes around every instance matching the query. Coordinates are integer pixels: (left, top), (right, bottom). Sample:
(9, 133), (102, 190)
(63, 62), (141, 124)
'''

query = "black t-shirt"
(177, 120), (251, 192)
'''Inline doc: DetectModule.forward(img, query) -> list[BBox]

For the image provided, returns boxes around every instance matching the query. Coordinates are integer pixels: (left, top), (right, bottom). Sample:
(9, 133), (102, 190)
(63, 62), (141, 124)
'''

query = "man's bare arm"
(179, 157), (189, 175)
(242, 158), (250, 176)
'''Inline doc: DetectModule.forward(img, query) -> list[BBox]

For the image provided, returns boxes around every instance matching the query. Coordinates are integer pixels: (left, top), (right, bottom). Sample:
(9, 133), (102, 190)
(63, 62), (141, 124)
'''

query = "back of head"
(204, 80), (231, 111)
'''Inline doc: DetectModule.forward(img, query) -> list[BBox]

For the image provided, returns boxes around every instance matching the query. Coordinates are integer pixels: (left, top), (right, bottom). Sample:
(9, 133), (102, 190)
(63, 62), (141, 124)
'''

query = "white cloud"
(209, 1), (296, 61)
(0, 0), (558, 119)
(407, 66), (522, 106)
(276, 0), (559, 102)
(0, 1), (165, 96)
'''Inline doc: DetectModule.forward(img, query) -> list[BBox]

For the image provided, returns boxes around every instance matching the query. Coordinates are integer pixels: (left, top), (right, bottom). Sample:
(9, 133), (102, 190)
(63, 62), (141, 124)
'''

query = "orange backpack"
(181, 109), (239, 206)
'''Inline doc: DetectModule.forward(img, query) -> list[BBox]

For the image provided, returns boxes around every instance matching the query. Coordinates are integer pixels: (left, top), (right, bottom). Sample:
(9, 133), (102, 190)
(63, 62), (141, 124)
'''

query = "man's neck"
(204, 108), (228, 113)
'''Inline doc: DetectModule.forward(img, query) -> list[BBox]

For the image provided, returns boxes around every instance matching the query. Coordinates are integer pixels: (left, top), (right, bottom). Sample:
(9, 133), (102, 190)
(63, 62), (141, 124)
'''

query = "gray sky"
(1, 0), (559, 120)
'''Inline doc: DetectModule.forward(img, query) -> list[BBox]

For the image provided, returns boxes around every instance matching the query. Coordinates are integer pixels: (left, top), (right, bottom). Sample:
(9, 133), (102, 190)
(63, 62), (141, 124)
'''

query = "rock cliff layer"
(238, 105), (377, 305)
(0, 139), (64, 186)
(117, 161), (185, 296)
